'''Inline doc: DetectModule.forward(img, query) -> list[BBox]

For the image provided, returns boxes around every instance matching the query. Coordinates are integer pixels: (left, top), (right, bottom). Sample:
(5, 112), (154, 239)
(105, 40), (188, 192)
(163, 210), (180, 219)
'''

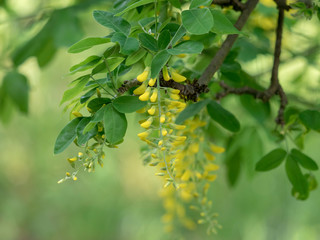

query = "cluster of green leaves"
(290, 0), (320, 20)
(0, 0), (106, 123)
(55, 0), (243, 155)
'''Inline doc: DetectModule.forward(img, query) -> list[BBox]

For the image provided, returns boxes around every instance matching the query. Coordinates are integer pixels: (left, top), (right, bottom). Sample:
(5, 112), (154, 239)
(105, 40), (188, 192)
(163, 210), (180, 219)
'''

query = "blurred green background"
(0, 0), (320, 239)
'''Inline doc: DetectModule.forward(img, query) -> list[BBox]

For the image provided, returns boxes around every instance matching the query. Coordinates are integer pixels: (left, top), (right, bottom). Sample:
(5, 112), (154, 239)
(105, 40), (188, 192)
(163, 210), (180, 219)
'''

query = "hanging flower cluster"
(159, 117), (225, 234)
(135, 67), (189, 184)
(134, 67), (225, 233)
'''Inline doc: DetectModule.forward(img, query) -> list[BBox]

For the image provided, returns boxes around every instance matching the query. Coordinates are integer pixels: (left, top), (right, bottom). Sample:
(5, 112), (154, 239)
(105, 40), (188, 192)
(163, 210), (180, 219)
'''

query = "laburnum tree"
(2, 0), (320, 236)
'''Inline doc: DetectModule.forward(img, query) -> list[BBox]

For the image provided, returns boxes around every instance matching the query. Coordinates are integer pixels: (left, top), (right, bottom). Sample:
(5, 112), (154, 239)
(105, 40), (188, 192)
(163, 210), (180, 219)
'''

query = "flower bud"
(150, 89), (158, 103)
(148, 78), (157, 87)
(137, 70), (149, 82)
(163, 66), (171, 81)
(171, 71), (186, 83)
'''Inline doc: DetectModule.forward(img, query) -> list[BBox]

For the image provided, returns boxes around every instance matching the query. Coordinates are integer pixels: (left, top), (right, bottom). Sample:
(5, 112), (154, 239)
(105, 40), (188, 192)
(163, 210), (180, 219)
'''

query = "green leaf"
(91, 57), (125, 75)
(69, 55), (102, 73)
(207, 100), (240, 132)
(167, 41), (204, 55)
(170, 25), (186, 46)
(68, 37), (111, 53)
(103, 104), (127, 145)
(113, 96), (148, 113)
(54, 117), (82, 154)
(87, 98), (111, 112)
(290, 149), (318, 171)
(80, 88), (97, 104)
(255, 148), (287, 171)
(150, 50), (170, 78)
(286, 155), (309, 199)
(93, 10), (131, 36)
(190, 0), (212, 8)
(36, 37), (57, 67)
(158, 30), (171, 50)
(60, 75), (90, 105)
(91, 105), (107, 122)
(240, 95), (270, 123)
(76, 117), (98, 145)
(138, 33), (158, 52)
(168, 0), (181, 8)
(176, 99), (210, 124)
(211, 10), (242, 35)
(125, 48), (147, 66)
(299, 110), (320, 131)
(138, 17), (155, 28)
(181, 8), (214, 35)
(115, 0), (155, 16)
(2, 71), (29, 114)
(111, 32), (139, 55)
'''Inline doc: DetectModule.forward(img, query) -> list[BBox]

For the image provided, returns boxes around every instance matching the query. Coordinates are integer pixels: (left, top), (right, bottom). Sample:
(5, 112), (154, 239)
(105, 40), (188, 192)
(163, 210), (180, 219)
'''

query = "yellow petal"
(137, 70), (149, 82)
(171, 71), (186, 83)
(163, 66), (171, 81)
(148, 78), (157, 87)
(133, 82), (147, 95)
(210, 144), (225, 154)
(150, 89), (158, 102)
(147, 106), (156, 115)
(139, 87), (151, 101)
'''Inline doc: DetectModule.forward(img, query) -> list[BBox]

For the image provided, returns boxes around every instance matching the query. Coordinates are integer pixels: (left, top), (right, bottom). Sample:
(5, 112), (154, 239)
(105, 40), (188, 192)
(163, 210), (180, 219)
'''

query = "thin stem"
(90, 75), (115, 97)
(156, 75), (176, 188)
(154, 0), (158, 37)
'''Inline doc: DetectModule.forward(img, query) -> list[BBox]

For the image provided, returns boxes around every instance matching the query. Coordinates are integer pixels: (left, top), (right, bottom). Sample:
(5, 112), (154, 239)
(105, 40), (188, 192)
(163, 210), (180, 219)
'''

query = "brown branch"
(198, 0), (259, 86)
(215, 5), (289, 125)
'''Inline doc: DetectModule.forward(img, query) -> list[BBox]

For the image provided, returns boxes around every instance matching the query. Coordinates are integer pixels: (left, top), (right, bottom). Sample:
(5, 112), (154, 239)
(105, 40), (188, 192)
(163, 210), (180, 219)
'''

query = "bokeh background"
(0, 0), (320, 239)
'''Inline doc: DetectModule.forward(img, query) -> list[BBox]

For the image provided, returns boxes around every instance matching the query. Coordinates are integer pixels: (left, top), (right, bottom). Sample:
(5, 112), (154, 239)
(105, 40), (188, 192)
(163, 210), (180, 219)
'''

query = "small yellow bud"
(155, 173), (165, 176)
(206, 175), (217, 181)
(198, 219), (205, 224)
(151, 153), (157, 158)
(163, 66), (171, 81)
(147, 106), (156, 115)
(73, 176), (78, 181)
(150, 89), (158, 103)
(162, 129), (168, 136)
(139, 87), (151, 101)
(148, 78), (157, 87)
(183, 35), (190, 41)
(174, 124), (186, 130)
(169, 94), (180, 100)
(140, 117), (153, 128)
(133, 82), (147, 95)
(72, 111), (83, 117)
(78, 152), (83, 158)
(66, 172), (71, 177)
(160, 115), (166, 123)
(204, 151), (216, 161)
(149, 161), (159, 166)
(199, 5), (205, 9)
(210, 144), (225, 154)
(96, 88), (101, 98)
(177, 54), (186, 58)
(67, 157), (77, 162)
(171, 71), (186, 83)
(161, 147), (166, 151)
(158, 140), (163, 146)
(181, 170), (192, 181)
(137, 70), (149, 82)
(136, 107), (146, 113)
(205, 163), (219, 172)
(169, 89), (180, 94)
(138, 131), (149, 140)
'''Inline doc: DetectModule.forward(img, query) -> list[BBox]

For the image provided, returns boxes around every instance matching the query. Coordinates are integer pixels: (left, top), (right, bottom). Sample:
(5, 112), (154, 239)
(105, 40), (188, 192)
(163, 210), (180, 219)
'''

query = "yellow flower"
(170, 93), (180, 100)
(160, 115), (166, 123)
(140, 117), (153, 128)
(169, 89), (180, 94)
(67, 157), (77, 162)
(137, 69), (149, 82)
(204, 152), (216, 161)
(147, 106), (156, 115)
(181, 169), (192, 181)
(72, 111), (83, 117)
(163, 66), (171, 81)
(133, 82), (147, 95)
(205, 163), (219, 172)
(150, 89), (158, 102)
(66, 172), (71, 177)
(158, 140), (163, 146)
(210, 144), (225, 154)
(171, 71), (186, 83)
(183, 35), (190, 41)
(162, 129), (168, 136)
(139, 87), (151, 101)
(148, 78), (157, 87)
(138, 130), (150, 140)
(177, 54), (186, 58)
